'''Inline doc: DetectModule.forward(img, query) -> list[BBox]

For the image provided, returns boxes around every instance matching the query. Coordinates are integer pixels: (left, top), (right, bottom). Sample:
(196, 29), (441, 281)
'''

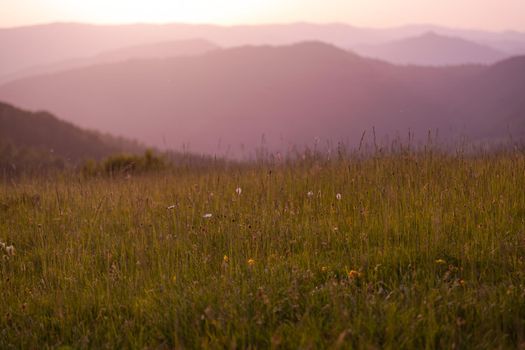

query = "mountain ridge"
(0, 101), (143, 165)
(0, 42), (523, 155)
(0, 39), (219, 84)
(1, 22), (524, 79)
(354, 32), (507, 65)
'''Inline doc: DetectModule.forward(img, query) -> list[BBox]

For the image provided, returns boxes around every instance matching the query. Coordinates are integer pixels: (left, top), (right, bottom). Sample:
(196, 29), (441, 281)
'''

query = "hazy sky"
(2, 0), (525, 31)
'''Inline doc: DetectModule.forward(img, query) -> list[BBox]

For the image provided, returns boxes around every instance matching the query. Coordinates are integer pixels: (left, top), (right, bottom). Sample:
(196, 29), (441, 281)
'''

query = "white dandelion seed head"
(5, 245), (15, 256)
(336, 193), (342, 200)
(235, 187), (242, 195)
(307, 191), (314, 197)
(203, 213), (213, 219)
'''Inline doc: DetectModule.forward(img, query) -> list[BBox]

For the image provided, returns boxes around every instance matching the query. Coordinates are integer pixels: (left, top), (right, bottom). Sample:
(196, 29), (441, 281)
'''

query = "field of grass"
(1, 149), (525, 349)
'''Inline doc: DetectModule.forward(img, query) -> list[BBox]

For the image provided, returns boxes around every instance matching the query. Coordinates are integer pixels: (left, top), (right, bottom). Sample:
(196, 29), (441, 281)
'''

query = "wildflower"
(167, 205), (176, 210)
(235, 187), (242, 195)
(307, 191), (314, 197)
(172, 274), (177, 283)
(456, 317), (466, 327)
(435, 259), (446, 265)
(223, 255), (229, 263)
(347, 270), (361, 279)
(321, 266), (328, 272)
(336, 193), (342, 200)
(203, 213), (212, 219)
(5, 245), (15, 256)
(247, 258), (256, 266)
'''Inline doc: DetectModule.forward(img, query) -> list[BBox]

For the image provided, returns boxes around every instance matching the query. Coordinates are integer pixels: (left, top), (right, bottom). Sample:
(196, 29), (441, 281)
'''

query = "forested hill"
(0, 101), (143, 173)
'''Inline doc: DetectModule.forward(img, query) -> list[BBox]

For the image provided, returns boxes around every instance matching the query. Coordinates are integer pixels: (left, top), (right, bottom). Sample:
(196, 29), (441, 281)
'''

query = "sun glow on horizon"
(6, 0), (273, 27)
(3, 0), (525, 31)
(78, 0), (267, 25)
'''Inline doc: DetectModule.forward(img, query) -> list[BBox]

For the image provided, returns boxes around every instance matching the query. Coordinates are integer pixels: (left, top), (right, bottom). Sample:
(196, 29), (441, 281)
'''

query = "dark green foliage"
(100, 150), (166, 176)
(0, 139), (65, 177)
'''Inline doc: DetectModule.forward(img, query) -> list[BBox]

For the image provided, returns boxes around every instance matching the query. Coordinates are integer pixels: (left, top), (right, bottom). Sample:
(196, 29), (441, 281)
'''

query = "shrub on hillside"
(82, 150), (166, 177)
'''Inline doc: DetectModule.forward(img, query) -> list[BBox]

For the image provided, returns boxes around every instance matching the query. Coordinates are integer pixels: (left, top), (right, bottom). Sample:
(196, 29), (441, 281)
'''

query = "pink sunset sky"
(2, 0), (525, 31)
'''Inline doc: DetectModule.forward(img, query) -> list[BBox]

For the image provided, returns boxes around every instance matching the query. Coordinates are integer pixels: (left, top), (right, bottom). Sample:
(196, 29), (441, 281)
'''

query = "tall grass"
(1, 147), (525, 348)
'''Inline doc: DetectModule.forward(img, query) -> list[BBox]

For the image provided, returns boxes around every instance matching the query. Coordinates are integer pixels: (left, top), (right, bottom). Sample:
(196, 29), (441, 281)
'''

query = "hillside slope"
(0, 102), (143, 172)
(354, 32), (506, 66)
(0, 39), (219, 84)
(0, 43), (523, 155)
(2, 22), (524, 79)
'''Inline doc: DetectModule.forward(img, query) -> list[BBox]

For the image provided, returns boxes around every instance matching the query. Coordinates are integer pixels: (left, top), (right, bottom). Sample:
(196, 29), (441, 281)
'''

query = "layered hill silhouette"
(0, 101), (143, 172)
(2, 22), (524, 79)
(0, 42), (524, 155)
(354, 32), (507, 66)
(0, 22), (374, 78)
(0, 39), (219, 84)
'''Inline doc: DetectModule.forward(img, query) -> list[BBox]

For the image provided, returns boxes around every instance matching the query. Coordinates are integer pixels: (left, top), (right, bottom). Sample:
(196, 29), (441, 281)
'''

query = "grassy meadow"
(1, 148), (525, 349)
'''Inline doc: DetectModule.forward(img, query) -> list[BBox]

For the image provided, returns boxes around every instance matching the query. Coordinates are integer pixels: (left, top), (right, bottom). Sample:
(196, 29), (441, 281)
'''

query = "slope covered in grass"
(1, 149), (525, 348)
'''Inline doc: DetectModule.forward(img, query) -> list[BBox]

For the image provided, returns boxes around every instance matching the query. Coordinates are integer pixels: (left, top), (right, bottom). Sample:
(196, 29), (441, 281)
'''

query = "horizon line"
(1, 20), (524, 34)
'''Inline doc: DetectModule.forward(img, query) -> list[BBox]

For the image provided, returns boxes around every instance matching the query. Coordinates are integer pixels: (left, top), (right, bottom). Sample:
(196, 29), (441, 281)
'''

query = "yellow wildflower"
(435, 259), (446, 265)
(172, 275), (177, 283)
(347, 270), (361, 279)
(321, 266), (328, 272)
(247, 258), (256, 266)
(223, 255), (229, 263)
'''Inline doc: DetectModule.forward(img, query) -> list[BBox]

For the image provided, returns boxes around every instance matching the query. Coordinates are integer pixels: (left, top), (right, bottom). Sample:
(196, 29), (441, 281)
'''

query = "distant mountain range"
(0, 39), (219, 84)
(1, 22), (525, 80)
(0, 101), (143, 172)
(354, 32), (507, 66)
(1, 42), (523, 155)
